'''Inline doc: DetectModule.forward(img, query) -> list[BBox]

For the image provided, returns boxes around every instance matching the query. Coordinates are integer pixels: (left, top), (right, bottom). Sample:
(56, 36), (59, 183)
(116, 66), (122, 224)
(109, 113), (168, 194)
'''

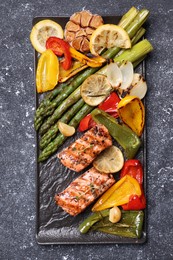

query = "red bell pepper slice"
(98, 92), (120, 117)
(46, 37), (72, 70)
(120, 159), (146, 210)
(122, 188), (146, 210)
(120, 159), (143, 184)
(78, 92), (120, 132)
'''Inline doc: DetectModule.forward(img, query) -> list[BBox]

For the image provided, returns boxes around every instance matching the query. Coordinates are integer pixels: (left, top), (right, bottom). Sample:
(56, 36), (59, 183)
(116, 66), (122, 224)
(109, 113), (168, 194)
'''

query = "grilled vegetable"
(69, 47), (106, 67)
(91, 210), (144, 238)
(117, 95), (145, 136)
(58, 124), (112, 172)
(120, 159), (146, 210)
(64, 10), (104, 53)
(79, 209), (144, 239)
(59, 60), (87, 83)
(92, 175), (141, 211)
(127, 73), (147, 99)
(34, 76), (75, 129)
(39, 98), (85, 149)
(55, 167), (115, 216)
(36, 49), (59, 93)
(35, 67), (98, 129)
(114, 39), (153, 64)
(106, 63), (123, 89)
(39, 86), (81, 135)
(91, 109), (141, 159)
(78, 92), (120, 132)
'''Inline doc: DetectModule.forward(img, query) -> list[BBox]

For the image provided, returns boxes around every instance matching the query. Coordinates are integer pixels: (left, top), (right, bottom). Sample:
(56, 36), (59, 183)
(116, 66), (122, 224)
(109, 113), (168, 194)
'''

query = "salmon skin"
(55, 167), (115, 216)
(58, 124), (112, 172)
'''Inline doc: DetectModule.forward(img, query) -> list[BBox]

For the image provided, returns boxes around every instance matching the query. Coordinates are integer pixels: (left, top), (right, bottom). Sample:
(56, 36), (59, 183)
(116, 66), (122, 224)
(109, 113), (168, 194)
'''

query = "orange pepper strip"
(92, 175), (141, 212)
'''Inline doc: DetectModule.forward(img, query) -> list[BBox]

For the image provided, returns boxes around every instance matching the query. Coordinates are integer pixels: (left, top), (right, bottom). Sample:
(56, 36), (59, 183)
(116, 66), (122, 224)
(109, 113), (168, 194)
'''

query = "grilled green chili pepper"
(91, 109), (141, 159)
(79, 210), (109, 234)
(79, 210), (144, 239)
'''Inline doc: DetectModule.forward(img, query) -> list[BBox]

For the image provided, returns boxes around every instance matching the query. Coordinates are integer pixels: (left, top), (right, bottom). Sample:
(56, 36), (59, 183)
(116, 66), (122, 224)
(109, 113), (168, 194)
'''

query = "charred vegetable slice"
(91, 109), (141, 159)
(36, 49), (59, 93)
(117, 95), (145, 136)
(127, 73), (147, 99)
(79, 209), (144, 239)
(91, 210), (144, 239)
(59, 60), (87, 83)
(92, 175), (142, 211)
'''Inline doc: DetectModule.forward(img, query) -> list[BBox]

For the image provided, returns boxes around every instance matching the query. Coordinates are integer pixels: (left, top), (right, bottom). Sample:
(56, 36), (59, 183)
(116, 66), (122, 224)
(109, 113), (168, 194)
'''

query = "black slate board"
(33, 16), (147, 244)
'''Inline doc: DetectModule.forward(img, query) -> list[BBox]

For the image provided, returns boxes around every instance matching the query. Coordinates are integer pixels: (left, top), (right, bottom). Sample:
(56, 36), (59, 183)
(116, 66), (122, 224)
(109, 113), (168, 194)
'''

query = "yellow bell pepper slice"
(69, 47), (105, 68)
(92, 175), (141, 212)
(117, 95), (145, 136)
(59, 60), (87, 83)
(36, 49), (59, 93)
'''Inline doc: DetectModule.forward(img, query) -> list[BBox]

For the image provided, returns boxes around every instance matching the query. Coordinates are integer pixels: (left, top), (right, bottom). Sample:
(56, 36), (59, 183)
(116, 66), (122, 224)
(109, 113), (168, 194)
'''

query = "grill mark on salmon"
(58, 124), (112, 172)
(55, 167), (115, 216)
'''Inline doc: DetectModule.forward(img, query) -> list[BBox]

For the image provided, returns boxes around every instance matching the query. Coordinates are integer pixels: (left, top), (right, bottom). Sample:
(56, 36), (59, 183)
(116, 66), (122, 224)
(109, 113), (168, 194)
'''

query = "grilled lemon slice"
(93, 145), (124, 173)
(89, 24), (131, 56)
(80, 74), (113, 106)
(30, 19), (63, 53)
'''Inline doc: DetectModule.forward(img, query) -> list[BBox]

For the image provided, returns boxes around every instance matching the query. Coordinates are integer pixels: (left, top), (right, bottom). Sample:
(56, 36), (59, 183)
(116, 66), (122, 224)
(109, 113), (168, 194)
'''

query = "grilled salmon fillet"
(58, 124), (112, 172)
(55, 167), (115, 216)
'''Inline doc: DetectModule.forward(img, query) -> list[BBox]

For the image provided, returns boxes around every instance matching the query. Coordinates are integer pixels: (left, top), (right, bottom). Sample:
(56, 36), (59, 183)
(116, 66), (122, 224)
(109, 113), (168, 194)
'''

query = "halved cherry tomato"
(78, 92), (120, 132)
(46, 37), (72, 70)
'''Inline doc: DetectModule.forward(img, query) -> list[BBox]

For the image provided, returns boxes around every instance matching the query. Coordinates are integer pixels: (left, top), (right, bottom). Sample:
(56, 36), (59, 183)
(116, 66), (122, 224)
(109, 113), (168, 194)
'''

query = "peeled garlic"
(58, 121), (75, 137)
(128, 73), (147, 99)
(109, 206), (122, 223)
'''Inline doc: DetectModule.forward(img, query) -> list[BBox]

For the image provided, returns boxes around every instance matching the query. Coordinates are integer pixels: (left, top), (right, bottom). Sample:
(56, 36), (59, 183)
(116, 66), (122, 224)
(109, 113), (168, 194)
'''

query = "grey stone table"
(0, 0), (172, 259)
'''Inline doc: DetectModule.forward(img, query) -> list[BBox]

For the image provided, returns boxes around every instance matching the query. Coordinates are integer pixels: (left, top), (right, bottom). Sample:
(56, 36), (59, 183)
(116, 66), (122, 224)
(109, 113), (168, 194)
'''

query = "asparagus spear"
(114, 39), (153, 64)
(40, 98), (85, 149)
(39, 86), (83, 135)
(35, 77), (75, 118)
(38, 103), (93, 162)
(34, 7), (139, 130)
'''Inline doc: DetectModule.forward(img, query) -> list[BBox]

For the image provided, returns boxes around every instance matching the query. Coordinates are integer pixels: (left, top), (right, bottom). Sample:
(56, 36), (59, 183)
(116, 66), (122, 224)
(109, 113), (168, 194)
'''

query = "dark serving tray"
(33, 16), (147, 244)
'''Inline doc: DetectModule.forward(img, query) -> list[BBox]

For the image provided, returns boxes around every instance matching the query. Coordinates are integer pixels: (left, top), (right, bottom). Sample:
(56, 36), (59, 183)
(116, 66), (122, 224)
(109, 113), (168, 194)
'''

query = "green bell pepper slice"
(91, 109), (141, 159)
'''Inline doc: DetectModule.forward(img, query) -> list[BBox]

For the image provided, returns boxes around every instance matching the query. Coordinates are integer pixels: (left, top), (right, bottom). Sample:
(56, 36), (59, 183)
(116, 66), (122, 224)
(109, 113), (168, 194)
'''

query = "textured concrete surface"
(0, 0), (173, 259)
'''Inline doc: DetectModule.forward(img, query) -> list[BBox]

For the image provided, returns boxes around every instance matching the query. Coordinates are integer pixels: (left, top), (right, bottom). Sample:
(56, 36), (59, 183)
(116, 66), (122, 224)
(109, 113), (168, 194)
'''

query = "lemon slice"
(93, 146), (124, 173)
(89, 24), (131, 56)
(30, 19), (64, 53)
(80, 74), (112, 106)
(58, 121), (75, 136)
